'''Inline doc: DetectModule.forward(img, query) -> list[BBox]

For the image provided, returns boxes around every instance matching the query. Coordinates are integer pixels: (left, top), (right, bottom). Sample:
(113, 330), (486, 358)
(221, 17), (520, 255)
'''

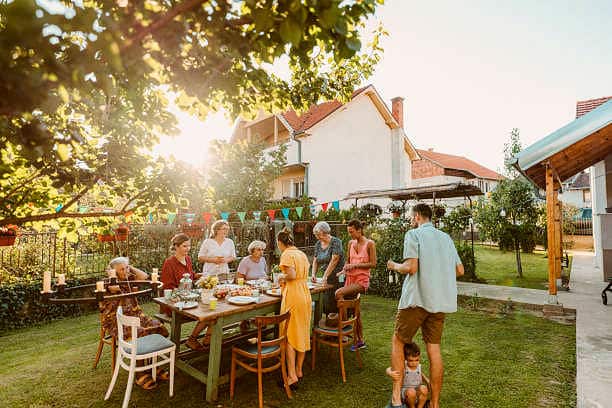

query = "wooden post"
(545, 164), (558, 299)
(554, 192), (562, 279)
(274, 116), (278, 145)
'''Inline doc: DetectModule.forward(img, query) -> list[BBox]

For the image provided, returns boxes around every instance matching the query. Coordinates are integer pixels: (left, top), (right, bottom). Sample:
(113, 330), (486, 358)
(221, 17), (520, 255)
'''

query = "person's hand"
(215, 256), (224, 264)
(387, 260), (396, 271)
(386, 369), (401, 381)
(321, 276), (327, 285)
(336, 270), (345, 278)
(311, 275), (317, 283)
(343, 263), (354, 271)
(278, 273), (287, 286)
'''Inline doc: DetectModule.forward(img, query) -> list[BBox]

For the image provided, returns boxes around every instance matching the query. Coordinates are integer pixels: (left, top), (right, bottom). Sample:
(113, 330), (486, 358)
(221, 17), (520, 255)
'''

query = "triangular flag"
(148, 213), (154, 223)
(203, 212), (212, 224)
(185, 213), (195, 223)
(321, 202), (329, 212)
(281, 208), (290, 219)
(167, 212), (176, 224)
(237, 211), (246, 223)
(267, 209), (276, 221)
(253, 211), (261, 221)
(55, 204), (63, 213)
(220, 212), (229, 221)
(78, 206), (89, 213)
(309, 205), (317, 216)
(125, 210), (134, 221)
(296, 207), (303, 219)
(332, 201), (340, 211)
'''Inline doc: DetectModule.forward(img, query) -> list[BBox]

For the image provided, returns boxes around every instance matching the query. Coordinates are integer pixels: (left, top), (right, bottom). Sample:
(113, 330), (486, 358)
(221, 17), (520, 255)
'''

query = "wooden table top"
(153, 283), (332, 322)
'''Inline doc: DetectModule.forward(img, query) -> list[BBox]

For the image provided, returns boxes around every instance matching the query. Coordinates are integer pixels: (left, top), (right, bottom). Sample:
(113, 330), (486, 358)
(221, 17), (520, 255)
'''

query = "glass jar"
(179, 273), (193, 293)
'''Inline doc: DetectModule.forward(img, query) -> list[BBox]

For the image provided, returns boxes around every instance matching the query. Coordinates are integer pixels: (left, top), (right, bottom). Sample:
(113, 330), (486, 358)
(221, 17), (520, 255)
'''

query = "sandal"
(186, 335), (205, 351)
(156, 368), (170, 381)
(135, 374), (158, 390)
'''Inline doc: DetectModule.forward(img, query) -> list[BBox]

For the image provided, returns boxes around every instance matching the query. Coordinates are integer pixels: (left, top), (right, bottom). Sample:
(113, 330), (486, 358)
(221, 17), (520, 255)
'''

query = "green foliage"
(0, 0), (384, 230)
(208, 140), (287, 212)
(367, 217), (411, 298)
(455, 241), (478, 281)
(316, 206), (358, 223)
(503, 128), (522, 178)
(356, 203), (383, 226)
(441, 206), (472, 241)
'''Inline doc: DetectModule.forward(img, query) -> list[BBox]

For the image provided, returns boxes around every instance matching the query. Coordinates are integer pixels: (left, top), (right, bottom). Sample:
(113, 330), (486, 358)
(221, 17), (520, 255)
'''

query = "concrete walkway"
(457, 252), (612, 408)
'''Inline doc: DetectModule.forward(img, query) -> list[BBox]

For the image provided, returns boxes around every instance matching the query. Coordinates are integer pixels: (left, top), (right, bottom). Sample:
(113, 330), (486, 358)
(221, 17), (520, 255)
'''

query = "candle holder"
(110, 277), (117, 286)
(57, 284), (66, 295)
(39, 290), (56, 304)
(94, 289), (106, 302)
(39, 280), (164, 305)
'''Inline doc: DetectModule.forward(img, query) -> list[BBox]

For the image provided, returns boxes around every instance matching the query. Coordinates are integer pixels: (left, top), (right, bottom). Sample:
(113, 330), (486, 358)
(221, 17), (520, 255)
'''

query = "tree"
(207, 140), (287, 211)
(503, 128), (522, 178)
(0, 0), (384, 230)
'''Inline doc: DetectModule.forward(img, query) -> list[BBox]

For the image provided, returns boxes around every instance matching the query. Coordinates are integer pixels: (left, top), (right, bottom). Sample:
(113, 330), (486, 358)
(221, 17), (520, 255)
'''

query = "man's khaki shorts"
(394, 307), (445, 344)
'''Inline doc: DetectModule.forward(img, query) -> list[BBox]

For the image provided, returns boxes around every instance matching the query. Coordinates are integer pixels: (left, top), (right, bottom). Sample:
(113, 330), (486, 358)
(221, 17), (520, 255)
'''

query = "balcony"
(263, 139), (300, 166)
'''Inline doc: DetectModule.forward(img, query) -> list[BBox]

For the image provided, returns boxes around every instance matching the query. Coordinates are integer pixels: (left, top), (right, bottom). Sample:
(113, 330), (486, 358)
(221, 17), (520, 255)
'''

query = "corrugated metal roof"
(512, 99), (612, 172)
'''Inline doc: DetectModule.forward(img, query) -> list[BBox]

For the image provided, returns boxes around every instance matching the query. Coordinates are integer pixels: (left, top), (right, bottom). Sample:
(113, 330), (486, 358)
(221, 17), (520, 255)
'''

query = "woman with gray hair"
(311, 221), (345, 315)
(108, 257), (148, 281)
(237, 240), (268, 281)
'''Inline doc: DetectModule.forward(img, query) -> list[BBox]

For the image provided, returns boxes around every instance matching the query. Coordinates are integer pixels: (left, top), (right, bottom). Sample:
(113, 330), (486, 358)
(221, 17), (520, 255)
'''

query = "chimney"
(428, 148), (434, 152)
(391, 97), (404, 128)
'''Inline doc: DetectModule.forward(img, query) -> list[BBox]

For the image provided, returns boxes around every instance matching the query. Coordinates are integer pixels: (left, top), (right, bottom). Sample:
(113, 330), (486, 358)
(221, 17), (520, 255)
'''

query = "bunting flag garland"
(332, 201), (340, 211)
(220, 212), (229, 221)
(148, 213), (154, 223)
(237, 211), (246, 223)
(253, 211), (261, 221)
(321, 202), (329, 212)
(184, 212), (195, 223)
(78, 206), (89, 213)
(281, 208), (290, 219)
(295, 207), (303, 219)
(167, 212), (177, 224)
(267, 209), (276, 220)
(203, 212), (213, 224)
(310, 205), (317, 216)
(55, 204), (63, 213)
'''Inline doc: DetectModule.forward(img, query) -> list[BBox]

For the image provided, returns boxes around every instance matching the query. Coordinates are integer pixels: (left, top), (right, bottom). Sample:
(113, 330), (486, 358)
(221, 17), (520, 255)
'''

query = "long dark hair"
(276, 227), (295, 247)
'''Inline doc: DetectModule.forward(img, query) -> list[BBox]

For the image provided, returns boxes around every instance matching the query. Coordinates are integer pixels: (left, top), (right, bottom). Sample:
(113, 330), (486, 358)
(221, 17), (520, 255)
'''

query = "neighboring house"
(410, 148), (504, 206)
(230, 84), (501, 209)
(230, 85), (419, 206)
(560, 170), (591, 209)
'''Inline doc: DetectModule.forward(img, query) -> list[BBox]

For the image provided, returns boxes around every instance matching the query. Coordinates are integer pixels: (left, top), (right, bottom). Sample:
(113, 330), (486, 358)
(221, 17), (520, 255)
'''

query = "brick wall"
(412, 159), (444, 179)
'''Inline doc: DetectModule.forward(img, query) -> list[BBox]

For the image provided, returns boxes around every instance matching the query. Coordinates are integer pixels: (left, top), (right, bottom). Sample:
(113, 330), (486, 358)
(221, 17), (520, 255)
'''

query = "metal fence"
(0, 220), (348, 281)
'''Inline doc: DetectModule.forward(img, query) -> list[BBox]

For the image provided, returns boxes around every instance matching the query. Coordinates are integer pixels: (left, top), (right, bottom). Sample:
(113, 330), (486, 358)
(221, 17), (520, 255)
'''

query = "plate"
(227, 296), (258, 305)
(174, 301), (198, 310)
(307, 282), (316, 289)
(266, 288), (282, 297)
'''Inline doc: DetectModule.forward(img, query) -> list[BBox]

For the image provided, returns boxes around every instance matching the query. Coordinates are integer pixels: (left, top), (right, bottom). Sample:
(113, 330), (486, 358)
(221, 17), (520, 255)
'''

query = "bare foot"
(287, 375), (299, 385)
(296, 370), (303, 379)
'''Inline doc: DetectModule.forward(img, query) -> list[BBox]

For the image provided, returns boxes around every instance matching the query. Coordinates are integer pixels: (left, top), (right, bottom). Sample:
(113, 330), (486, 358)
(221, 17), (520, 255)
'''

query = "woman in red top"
(336, 219), (377, 351)
(161, 233), (211, 351)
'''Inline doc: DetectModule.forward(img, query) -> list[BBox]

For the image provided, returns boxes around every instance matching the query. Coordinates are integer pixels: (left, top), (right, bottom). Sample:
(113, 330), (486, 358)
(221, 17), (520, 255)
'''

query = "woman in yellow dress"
(277, 228), (312, 388)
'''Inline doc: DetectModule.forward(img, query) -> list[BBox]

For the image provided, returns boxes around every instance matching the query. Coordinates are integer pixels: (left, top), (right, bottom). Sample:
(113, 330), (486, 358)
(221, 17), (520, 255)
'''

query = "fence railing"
(0, 220), (348, 282)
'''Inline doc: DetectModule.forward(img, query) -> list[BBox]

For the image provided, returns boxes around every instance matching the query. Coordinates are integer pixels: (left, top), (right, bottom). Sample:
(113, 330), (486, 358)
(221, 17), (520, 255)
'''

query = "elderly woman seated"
(99, 257), (169, 390)
(237, 240), (268, 281)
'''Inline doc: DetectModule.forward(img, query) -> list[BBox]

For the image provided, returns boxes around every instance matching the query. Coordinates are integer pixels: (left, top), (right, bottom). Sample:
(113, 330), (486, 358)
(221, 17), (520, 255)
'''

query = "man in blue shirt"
(386, 204), (464, 408)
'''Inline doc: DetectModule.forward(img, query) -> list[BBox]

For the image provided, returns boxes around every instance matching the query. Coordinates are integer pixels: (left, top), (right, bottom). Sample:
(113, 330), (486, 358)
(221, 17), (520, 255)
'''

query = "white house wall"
(559, 189), (588, 209)
(592, 160), (607, 272)
(300, 94), (394, 206)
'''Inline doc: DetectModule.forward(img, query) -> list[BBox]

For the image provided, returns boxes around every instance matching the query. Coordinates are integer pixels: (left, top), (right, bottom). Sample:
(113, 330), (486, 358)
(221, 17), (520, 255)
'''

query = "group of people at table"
(103, 203), (463, 408)
(102, 218), (376, 395)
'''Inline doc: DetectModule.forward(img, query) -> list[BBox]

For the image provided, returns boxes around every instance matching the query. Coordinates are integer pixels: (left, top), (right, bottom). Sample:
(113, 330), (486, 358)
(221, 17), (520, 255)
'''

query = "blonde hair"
(210, 219), (230, 238)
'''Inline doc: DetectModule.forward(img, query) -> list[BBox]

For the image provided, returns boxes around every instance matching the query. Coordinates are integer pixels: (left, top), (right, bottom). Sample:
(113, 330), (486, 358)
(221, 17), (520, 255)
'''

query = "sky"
(156, 0), (612, 173)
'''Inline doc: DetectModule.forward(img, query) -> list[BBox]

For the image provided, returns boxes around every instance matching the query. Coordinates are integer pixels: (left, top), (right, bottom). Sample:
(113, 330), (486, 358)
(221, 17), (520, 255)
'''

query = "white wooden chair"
(105, 306), (176, 408)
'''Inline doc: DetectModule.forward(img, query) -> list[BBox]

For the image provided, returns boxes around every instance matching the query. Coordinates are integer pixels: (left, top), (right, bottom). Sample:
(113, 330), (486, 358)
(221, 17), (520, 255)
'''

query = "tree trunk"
(515, 238), (523, 278)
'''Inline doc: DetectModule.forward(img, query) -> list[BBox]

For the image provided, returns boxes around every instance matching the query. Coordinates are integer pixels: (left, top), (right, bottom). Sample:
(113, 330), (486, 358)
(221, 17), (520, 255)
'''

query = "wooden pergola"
(511, 99), (612, 302)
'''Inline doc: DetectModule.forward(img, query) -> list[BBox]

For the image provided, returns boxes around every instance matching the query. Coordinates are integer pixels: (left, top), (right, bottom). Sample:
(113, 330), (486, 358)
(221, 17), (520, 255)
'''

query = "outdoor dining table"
(153, 283), (333, 402)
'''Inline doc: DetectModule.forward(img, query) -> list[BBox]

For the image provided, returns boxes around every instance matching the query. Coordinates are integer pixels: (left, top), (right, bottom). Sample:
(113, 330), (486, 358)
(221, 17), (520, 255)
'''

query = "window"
(583, 189), (591, 203)
(292, 179), (305, 197)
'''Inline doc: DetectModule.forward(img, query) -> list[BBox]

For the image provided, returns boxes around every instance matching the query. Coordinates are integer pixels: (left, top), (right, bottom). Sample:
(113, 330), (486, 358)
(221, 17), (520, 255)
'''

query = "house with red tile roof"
(560, 170), (591, 209)
(230, 84), (503, 208)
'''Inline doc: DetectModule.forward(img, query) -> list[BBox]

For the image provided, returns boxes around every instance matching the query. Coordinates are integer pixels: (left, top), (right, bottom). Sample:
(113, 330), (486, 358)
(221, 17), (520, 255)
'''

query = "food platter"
(265, 288), (282, 297)
(174, 301), (198, 310)
(227, 296), (258, 305)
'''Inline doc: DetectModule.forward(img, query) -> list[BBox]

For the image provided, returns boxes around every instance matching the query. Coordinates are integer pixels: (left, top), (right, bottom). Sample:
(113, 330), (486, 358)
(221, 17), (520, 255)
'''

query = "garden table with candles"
(153, 283), (332, 402)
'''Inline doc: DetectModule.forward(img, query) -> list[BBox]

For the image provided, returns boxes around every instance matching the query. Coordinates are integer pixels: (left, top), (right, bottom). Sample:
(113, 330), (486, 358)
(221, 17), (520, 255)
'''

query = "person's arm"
(322, 254), (340, 283)
(197, 239), (209, 264)
(280, 265), (297, 280)
(386, 366), (401, 381)
(387, 230), (419, 275)
(388, 258), (418, 275)
(128, 265), (148, 280)
(453, 243), (464, 277)
(236, 257), (247, 280)
(456, 263), (464, 277)
(223, 239), (237, 264)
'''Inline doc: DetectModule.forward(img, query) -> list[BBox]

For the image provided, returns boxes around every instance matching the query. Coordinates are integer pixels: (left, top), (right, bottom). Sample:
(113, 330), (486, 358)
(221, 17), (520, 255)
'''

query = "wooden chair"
(230, 311), (292, 408)
(93, 311), (116, 370)
(105, 306), (176, 408)
(311, 294), (363, 382)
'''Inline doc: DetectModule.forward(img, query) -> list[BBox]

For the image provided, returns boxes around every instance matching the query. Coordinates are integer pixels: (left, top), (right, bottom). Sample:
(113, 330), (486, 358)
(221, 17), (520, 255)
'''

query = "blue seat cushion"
(123, 334), (174, 355)
(238, 344), (280, 355)
(315, 324), (353, 335)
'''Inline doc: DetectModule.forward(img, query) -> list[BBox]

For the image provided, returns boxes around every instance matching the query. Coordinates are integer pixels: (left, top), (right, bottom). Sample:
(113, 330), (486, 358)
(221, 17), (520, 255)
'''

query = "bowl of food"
(213, 287), (229, 300)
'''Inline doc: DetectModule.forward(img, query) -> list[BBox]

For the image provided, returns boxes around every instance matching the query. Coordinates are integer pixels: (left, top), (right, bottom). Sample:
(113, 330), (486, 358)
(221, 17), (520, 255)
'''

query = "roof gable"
(416, 149), (503, 180)
(577, 96), (612, 118)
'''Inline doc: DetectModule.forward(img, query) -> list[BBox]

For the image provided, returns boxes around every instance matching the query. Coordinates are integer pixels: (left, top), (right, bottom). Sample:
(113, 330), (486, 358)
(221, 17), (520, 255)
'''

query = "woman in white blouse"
(198, 220), (236, 281)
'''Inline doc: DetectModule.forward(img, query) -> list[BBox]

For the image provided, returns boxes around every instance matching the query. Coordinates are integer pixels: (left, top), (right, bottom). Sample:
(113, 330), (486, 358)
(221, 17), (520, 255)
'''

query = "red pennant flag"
(267, 209), (276, 220)
(321, 202), (329, 212)
(203, 212), (212, 224)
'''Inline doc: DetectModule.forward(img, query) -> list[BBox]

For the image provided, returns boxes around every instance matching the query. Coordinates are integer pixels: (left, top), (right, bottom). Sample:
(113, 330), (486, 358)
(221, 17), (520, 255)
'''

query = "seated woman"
(236, 240), (268, 281)
(161, 233), (212, 352)
(100, 257), (169, 390)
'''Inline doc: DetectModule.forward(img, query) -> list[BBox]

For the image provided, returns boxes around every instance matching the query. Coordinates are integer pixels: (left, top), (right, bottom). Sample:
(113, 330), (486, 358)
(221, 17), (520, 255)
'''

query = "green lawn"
(474, 245), (560, 290)
(0, 296), (575, 408)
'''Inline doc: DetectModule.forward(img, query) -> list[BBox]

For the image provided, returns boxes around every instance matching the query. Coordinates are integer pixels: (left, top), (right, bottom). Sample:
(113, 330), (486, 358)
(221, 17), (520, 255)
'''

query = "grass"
(0, 296), (575, 408)
(473, 245), (565, 290)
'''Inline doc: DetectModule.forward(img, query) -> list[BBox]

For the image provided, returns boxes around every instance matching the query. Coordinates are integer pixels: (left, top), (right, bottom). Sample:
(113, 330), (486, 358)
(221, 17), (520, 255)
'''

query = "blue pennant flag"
(332, 201), (340, 211)
(253, 211), (261, 221)
(220, 212), (230, 221)
(281, 208), (290, 219)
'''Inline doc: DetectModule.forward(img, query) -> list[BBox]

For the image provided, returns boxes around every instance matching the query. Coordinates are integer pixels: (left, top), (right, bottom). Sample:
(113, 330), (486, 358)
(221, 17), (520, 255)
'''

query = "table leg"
(171, 311), (182, 348)
(205, 318), (223, 402)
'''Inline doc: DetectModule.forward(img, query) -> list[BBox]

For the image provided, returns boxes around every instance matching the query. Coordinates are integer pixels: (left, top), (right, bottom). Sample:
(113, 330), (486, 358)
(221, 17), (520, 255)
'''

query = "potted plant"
(387, 201), (405, 219)
(97, 228), (115, 242)
(0, 225), (19, 246)
(181, 222), (204, 238)
(115, 224), (130, 241)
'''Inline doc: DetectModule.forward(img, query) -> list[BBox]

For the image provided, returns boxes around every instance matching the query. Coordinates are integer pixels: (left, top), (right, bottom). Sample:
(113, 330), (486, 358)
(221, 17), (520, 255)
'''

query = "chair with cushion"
(311, 294), (363, 382)
(230, 311), (292, 408)
(104, 306), (176, 408)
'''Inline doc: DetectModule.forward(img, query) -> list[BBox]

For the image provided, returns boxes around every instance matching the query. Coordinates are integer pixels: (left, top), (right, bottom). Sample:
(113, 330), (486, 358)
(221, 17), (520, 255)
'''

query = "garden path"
(458, 251), (612, 408)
